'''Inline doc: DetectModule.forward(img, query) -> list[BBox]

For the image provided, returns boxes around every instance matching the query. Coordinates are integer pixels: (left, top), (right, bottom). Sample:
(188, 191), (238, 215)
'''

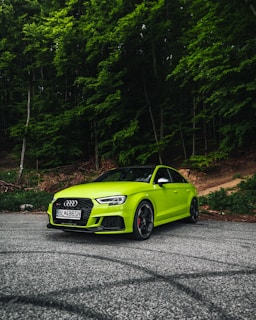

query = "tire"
(132, 201), (154, 240)
(188, 198), (199, 223)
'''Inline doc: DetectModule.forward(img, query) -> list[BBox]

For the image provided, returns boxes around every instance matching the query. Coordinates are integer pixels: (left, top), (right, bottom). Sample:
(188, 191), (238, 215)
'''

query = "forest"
(1, 0), (256, 172)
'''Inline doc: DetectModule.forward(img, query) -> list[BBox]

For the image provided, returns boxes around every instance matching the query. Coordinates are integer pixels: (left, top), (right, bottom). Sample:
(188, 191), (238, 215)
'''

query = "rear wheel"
(188, 198), (199, 223)
(132, 201), (154, 240)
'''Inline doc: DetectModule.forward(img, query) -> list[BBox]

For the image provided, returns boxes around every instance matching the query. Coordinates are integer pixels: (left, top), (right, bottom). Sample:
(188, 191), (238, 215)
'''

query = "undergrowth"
(0, 166), (94, 212)
(1, 168), (256, 214)
(199, 174), (256, 215)
(0, 169), (52, 211)
(0, 190), (52, 212)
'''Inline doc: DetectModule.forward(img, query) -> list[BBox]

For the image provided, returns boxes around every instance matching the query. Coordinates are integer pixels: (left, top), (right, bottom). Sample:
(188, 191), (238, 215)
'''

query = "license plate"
(56, 209), (81, 220)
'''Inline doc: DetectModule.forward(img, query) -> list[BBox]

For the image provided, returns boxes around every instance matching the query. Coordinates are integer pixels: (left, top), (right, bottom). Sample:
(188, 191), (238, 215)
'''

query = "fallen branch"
(0, 180), (22, 191)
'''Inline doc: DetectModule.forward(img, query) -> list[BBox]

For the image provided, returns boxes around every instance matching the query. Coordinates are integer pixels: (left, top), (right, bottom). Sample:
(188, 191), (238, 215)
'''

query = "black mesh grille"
(52, 198), (93, 225)
(102, 216), (125, 230)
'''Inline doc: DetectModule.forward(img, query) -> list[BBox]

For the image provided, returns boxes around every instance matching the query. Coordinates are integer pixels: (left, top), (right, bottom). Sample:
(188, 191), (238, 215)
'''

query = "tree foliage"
(1, 0), (255, 169)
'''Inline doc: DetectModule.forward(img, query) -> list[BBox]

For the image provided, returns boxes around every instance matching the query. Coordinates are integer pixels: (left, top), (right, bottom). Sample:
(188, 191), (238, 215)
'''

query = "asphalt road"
(0, 213), (255, 320)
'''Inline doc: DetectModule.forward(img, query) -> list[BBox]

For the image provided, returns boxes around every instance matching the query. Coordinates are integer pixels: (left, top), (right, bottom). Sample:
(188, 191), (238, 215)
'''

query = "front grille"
(52, 198), (93, 225)
(102, 216), (125, 230)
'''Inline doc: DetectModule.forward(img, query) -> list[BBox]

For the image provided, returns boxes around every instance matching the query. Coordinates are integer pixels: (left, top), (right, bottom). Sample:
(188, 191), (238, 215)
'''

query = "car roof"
(114, 165), (157, 169)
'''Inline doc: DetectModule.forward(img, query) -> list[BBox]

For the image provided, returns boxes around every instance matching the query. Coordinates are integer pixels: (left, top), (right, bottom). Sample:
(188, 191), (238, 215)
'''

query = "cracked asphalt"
(0, 213), (255, 319)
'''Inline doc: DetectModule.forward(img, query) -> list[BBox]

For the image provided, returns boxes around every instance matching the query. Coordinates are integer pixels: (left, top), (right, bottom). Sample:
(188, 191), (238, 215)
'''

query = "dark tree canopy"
(0, 0), (255, 169)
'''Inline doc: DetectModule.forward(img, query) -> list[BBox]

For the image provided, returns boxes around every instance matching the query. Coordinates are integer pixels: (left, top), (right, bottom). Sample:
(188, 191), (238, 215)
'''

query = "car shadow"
(45, 219), (194, 244)
(46, 228), (132, 244)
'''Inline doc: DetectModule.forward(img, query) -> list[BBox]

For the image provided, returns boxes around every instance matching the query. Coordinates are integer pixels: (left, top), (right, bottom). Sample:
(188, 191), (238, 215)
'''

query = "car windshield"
(95, 167), (155, 183)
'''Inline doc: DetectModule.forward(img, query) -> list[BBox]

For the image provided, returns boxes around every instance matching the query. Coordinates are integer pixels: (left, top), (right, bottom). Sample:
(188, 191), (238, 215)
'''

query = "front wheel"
(188, 198), (199, 223)
(132, 201), (154, 240)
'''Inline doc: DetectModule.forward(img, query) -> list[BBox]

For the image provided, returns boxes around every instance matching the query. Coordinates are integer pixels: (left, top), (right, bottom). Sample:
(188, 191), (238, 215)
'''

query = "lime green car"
(47, 165), (198, 240)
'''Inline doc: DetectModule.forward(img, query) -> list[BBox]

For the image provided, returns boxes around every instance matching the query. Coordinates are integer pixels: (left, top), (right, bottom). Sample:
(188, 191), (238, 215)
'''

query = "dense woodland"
(1, 0), (256, 172)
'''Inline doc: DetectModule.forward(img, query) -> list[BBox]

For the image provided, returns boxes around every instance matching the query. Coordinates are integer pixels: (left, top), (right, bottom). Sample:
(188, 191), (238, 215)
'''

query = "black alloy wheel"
(132, 201), (154, 240)
(189, 198), (199, 223)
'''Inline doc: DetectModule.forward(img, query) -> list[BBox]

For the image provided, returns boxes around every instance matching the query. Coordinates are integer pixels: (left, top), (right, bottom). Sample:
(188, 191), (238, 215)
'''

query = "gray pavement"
(0, 213), (255, 319)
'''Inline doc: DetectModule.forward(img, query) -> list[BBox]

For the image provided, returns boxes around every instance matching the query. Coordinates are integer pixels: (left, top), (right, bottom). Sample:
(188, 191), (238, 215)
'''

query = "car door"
(167, 168), (191, 214)
(153, 168), (181, 223)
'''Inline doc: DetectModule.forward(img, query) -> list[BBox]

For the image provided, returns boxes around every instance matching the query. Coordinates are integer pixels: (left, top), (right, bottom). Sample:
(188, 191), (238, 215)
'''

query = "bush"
(0, 190), (52, 212)
(199, 175), (256, 215)
(186, 151), (227, 171)
(207, 188), (230, 211)
(0, 169), (18, 183)
(238, 174), (256, 190)
(228, 192), (255, 214)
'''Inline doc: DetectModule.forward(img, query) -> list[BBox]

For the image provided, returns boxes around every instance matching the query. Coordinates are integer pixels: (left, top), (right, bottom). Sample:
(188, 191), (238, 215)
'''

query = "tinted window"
(169, 169), (187, 183)
(95, 167), (154, 182)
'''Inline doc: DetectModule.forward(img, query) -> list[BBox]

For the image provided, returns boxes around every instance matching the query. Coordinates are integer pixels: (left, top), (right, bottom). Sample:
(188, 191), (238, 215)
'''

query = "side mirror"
(157, 177), (169, 187)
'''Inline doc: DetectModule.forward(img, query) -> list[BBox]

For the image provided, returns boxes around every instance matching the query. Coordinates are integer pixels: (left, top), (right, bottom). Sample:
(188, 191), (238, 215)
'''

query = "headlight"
(96, 195), (127, 205)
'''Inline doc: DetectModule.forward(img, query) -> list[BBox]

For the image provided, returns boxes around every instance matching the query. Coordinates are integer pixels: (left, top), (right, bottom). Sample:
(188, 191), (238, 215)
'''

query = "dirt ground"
(180, 153), (256, 193)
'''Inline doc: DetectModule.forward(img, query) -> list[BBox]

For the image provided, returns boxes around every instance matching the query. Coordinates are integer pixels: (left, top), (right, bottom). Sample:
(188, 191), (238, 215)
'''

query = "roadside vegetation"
(199, 174), (256, 216)
(0, 169), (52, 212)
(0, 190), (52, 212)
(0, 163), (102, 212)
(0, 165), (255, 216)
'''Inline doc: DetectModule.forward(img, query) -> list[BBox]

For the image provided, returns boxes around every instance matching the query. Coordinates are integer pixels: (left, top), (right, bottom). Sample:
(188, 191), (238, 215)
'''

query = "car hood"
(54, 181), (151, 199)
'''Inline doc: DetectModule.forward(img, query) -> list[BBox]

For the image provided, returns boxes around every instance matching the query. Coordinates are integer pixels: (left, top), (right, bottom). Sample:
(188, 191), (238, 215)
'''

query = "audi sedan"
(47, 165), (198, 240)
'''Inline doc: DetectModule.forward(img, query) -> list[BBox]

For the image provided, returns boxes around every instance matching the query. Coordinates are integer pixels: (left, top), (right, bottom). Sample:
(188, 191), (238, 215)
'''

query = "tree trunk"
(180, 127), (187, 160)
(17, 87), (31, 184)
(143, 78), (163, 164)
(245, 0), (256, 16)
(93, 120), (100, 170)
(192, 93), (196, 157)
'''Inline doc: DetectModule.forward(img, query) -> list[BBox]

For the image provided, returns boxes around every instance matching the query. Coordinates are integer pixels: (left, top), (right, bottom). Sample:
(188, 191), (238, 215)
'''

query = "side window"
(169, 169), (187, 183)
(154, 168), (172, 183)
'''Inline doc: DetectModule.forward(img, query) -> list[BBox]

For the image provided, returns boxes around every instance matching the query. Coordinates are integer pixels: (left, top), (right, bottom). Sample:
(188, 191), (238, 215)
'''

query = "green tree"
(76, 0), (188, 165)
(1, 0), (256, 171)
(171, 0), (256, 159)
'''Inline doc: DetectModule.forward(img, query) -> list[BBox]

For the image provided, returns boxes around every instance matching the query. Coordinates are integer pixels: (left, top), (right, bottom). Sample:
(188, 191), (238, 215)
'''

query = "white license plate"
(56, 209), (81, 220)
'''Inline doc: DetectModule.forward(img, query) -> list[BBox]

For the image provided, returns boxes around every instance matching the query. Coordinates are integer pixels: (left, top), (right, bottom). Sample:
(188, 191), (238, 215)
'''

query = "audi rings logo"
(63, 199), (78, 207)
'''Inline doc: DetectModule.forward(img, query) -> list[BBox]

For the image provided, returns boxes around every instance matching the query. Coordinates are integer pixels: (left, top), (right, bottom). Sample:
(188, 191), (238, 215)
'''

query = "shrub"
(227, 192), (255, 214)
(186, 151), (227, 171)
(207, 188), (229, 211)
(198, 195), (208, 206)
(199, 175), (256, 215)
(0, 190), (52, 212)
(0, 169), (18, 183)
(238, 174), (256, 191)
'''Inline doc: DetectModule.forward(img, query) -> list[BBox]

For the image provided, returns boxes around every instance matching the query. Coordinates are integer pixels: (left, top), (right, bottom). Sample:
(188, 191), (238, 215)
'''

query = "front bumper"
(47, 207), (132, 234)
(47, 214), (126, 233)
(47, 222), (123, 233)
(47, 196), (137, 234)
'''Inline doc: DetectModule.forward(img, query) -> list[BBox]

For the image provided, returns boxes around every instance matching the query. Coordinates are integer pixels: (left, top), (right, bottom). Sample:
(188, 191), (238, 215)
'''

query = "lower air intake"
(102, 216), (125, 230)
